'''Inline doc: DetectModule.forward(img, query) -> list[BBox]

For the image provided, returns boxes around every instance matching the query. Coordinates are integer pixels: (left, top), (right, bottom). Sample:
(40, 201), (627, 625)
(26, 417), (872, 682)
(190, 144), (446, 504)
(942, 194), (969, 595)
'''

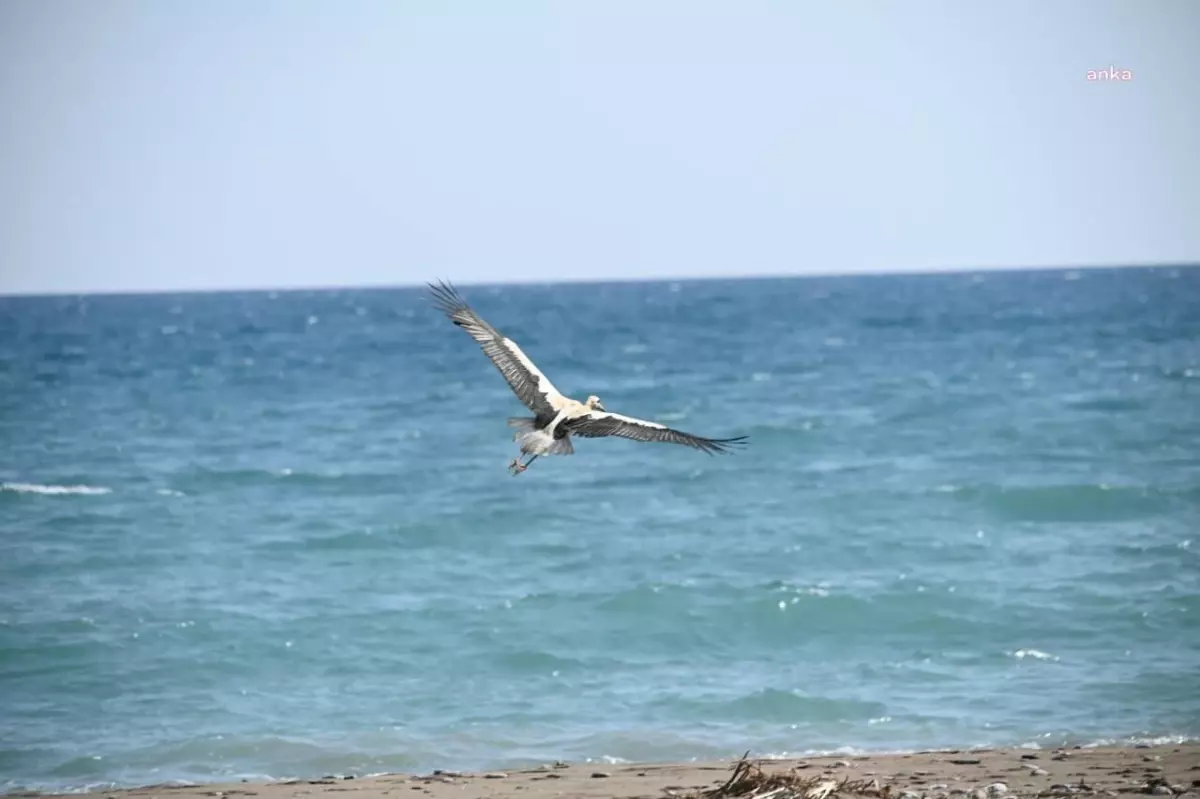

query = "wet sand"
(30, 743), (1199, 799)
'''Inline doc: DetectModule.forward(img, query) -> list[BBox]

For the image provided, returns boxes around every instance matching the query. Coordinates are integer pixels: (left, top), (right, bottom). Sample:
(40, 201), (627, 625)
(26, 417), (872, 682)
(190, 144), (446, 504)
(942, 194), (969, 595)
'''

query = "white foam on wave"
(1, 482), (111, 496)
(1082, 734), (1194, 748)
(757, 734), (1198, 764)
(758, 744), (880, 760)
(1008, 648), (1059, 661)
(585, 755), (631, 765)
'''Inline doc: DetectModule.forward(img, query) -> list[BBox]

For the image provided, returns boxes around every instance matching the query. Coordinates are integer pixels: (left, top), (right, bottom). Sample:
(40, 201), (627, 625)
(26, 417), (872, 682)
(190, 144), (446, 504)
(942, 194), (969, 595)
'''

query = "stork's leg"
(508, 454), (538, 475)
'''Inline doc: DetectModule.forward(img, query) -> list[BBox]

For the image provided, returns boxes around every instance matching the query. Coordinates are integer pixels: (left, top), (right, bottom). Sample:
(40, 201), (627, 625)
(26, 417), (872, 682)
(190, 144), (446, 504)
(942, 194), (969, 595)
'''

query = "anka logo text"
(1087, 66), (1133, 81)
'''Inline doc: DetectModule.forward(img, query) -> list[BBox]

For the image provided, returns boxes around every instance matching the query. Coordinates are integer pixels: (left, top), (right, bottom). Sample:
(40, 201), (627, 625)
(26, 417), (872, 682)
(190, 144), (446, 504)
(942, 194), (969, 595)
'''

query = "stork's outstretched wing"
(565, 410), (748, 455)
(428, 280), (565, 417)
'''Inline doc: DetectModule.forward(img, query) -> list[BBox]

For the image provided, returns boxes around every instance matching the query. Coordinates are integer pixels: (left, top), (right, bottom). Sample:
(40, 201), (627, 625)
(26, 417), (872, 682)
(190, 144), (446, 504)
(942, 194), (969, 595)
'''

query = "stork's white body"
(507, 417), (572, 457)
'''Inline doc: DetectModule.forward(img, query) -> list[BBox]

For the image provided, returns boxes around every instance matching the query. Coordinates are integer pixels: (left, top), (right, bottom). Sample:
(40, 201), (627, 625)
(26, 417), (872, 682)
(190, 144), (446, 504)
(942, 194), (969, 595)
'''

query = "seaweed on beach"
(692, 752), (896, 799)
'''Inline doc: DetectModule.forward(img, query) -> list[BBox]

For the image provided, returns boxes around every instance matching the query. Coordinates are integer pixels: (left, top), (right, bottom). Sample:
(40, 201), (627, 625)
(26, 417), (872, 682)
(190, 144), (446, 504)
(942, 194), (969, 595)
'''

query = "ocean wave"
(493, 580), (983, 653)
(1065, 396), (1148, 413)
(490, 648), (591, 675)
(938, 483), (1188, 522)
(4, 735), (428, 795)
(170, 467), (405, 496)
(0, 482), (111, 496)
(652, 688), (888, 723)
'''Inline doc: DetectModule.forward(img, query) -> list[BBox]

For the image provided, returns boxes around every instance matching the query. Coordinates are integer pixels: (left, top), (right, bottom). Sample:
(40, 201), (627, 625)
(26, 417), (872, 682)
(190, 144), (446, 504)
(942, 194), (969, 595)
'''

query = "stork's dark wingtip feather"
(702, 435), (749, 455)
(427, 279), (456, 301)
(427, 279), (562, 418)
(427, 280), (470, 320)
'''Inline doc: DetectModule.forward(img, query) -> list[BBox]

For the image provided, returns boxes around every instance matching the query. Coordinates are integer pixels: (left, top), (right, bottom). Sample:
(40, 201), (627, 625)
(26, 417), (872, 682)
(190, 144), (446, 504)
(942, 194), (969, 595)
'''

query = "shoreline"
(21, 743), (1200, 799)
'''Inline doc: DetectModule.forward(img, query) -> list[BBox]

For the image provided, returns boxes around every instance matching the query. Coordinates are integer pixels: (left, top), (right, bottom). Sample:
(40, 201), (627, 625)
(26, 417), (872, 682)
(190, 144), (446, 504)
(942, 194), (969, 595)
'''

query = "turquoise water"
(1, 267), (1198, 793)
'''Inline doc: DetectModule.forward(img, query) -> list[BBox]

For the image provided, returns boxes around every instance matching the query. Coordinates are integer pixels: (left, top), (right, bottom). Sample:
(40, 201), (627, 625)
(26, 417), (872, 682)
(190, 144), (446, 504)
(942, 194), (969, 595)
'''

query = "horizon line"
(2, 260), (1197, 300)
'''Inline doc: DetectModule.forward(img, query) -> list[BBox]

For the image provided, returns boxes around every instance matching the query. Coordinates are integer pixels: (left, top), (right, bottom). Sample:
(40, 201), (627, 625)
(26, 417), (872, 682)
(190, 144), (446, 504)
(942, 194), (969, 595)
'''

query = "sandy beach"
(29, 744), (1199, 799)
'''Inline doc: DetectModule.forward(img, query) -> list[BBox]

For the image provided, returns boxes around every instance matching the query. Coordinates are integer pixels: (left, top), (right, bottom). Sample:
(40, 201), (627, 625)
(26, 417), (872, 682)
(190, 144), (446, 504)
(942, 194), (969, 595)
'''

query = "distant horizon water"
(2, 261), (1198, 299)
(2, 265), (1198, 794)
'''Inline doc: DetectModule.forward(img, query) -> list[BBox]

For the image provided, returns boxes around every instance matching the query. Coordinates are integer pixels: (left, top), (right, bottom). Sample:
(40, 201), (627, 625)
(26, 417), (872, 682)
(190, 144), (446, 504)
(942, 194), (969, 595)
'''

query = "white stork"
(428, 280), (748, 475)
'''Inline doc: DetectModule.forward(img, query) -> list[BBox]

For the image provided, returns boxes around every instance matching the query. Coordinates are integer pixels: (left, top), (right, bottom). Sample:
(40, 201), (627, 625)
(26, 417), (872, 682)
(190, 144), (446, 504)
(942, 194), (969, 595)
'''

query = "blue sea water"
(1, 267), (1198, 793)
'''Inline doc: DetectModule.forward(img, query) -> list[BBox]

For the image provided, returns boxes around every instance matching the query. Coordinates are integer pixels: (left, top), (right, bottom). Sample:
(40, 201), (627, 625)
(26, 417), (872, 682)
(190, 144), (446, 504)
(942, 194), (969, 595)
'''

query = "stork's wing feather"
(428, 280), (564, 417)
(565, 410), (748, 455)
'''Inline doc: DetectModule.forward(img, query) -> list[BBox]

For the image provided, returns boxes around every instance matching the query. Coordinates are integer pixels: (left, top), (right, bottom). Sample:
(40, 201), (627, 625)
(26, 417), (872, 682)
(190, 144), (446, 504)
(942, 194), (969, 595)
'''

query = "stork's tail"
(507, 417), (574, 456)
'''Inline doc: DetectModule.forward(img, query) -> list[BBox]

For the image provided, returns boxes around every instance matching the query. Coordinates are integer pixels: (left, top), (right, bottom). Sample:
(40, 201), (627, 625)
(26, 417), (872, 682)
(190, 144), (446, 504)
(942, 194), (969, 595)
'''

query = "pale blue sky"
(1, 0), (1198, 295)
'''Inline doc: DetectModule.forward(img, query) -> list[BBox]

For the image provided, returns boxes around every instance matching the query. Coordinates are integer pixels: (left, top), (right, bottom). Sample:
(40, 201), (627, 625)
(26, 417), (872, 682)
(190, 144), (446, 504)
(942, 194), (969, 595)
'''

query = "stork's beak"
(595, 402), (606, 412)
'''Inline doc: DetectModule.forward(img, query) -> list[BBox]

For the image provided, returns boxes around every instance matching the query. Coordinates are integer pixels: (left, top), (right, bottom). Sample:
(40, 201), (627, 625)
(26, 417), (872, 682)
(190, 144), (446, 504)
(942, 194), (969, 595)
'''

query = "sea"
(1, 266), (1198, 794)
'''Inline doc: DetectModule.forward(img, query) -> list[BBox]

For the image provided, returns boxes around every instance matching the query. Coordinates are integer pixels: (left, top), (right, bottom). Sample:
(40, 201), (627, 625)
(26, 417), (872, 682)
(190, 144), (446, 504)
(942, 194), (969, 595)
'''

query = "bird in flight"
(428, 281), (748, 475)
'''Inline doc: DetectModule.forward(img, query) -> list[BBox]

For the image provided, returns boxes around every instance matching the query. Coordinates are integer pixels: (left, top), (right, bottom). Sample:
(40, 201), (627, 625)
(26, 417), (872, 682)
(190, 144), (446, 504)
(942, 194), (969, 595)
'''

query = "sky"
(1, 0), (1198, 295)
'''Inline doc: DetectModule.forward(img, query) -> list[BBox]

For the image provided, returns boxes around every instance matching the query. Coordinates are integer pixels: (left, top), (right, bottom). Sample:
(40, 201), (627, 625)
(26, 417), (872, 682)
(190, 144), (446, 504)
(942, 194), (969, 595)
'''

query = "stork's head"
(586, 395), (606, 412)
